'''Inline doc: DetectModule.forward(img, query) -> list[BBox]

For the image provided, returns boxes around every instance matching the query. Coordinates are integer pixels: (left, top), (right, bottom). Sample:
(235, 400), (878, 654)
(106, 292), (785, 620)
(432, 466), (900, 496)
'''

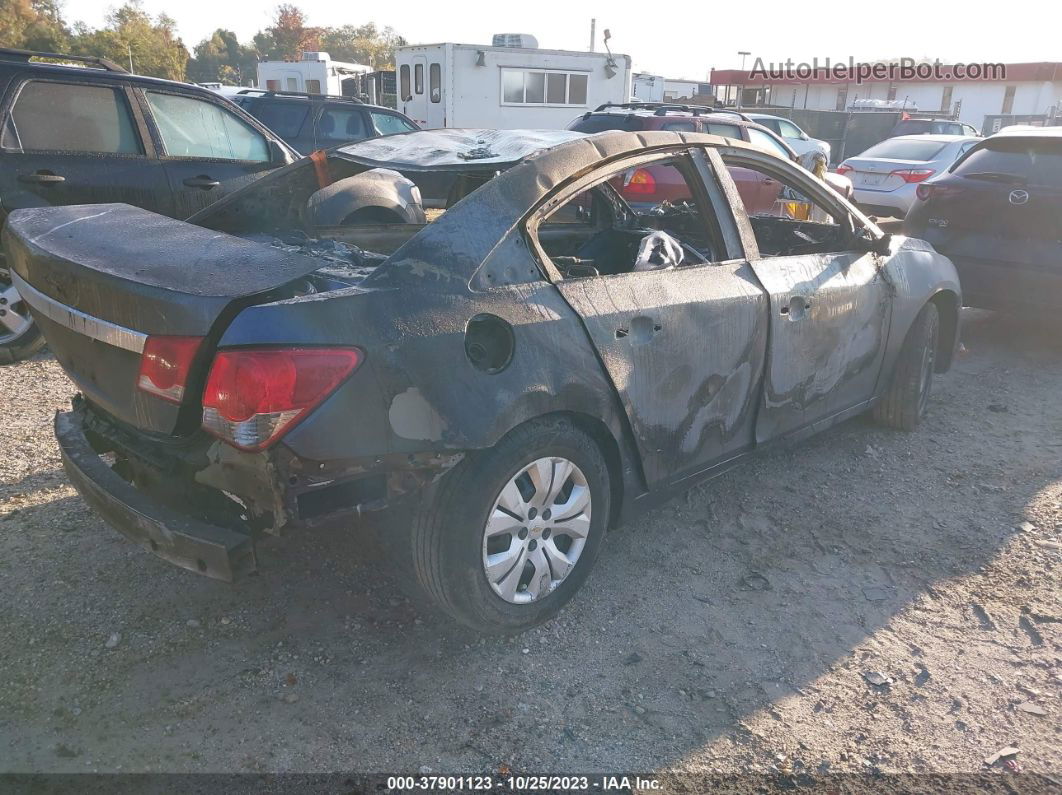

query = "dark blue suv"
(228, 90), (419, 155)
(905, 126), (1062, 312)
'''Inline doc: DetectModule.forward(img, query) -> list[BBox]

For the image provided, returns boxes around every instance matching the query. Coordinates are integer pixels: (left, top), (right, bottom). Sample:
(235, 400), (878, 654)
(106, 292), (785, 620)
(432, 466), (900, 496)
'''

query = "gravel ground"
(0, 309), (1059, 780)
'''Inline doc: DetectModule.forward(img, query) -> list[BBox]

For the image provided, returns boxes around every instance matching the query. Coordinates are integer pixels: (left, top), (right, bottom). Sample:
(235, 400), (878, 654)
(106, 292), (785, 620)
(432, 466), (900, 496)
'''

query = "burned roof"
(336, 128), (587, 171)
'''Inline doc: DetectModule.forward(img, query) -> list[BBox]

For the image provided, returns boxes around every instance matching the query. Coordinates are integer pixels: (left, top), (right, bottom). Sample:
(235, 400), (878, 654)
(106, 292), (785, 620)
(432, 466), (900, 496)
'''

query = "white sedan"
(746, 112), (831, 162)
(837, 134), (981, 219)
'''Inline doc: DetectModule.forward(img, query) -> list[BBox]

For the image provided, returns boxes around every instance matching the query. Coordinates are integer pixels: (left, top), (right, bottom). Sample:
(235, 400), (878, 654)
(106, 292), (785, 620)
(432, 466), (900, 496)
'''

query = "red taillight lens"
(137, 335), (204, 403)
(201, 347), (363, 451)
(917, 183), (961, 202)
(891, 168), (935, 183)
(835, 163), (853, 176)
(623, 168), (656, 195)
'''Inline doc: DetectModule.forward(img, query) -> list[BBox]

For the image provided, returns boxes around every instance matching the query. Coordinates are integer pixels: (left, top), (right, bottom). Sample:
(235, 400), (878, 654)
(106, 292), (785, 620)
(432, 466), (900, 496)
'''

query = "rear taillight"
(623, 168), (656, 194)
(201, 347), (363, 451)
(891, 168), (935, 183)
(137, 335), (204, 403)
(835, 163), (853, 176)
(915, 182), (960, 202)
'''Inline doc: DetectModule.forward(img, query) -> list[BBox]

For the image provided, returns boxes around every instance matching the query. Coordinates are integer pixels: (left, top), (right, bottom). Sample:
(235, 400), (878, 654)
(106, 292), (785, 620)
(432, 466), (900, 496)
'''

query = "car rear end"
(905, 130), (1062, 311)
(837, 136), (955, 218)
(3, 204), (402, 580)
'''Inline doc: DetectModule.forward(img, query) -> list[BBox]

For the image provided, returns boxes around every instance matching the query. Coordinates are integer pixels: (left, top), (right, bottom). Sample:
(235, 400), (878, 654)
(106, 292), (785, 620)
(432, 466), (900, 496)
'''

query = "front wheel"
(873, 302), (939, 430)
(406, 417), (611, 633)
(0, 276), (45, 364)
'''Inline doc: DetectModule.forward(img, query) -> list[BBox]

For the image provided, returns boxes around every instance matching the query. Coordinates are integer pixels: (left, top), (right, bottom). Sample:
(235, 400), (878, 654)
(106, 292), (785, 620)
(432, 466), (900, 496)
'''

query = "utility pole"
(589, 19), (596, 52)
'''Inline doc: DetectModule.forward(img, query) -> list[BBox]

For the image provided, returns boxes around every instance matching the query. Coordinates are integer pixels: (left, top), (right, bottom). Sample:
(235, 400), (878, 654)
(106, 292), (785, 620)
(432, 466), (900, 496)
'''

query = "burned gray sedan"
(4, 129), (960, 633)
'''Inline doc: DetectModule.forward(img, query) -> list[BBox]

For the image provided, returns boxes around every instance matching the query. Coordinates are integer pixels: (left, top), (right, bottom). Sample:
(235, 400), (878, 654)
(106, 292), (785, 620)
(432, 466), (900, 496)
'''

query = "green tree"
(187, 28), (256, 84)
(318, 23), (406, 68)
(71, 2), (189, 80)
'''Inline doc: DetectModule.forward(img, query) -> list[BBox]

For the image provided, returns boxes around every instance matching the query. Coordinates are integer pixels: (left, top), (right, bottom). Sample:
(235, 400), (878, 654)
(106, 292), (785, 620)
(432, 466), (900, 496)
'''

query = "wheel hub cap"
(482, 456), (591, 604)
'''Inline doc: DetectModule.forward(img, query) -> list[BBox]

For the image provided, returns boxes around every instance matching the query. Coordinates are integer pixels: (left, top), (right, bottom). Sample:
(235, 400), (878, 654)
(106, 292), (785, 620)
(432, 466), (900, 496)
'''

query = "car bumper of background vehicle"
(55, 409), (257, 582)
(852, 189), (915, 218)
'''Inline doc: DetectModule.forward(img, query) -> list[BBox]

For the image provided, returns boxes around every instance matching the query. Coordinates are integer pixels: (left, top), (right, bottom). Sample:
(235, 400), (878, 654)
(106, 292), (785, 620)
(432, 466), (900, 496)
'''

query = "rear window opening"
(568, 115), (644, 134)
(860, 139), (947, 161)
(952, 138), (1062, 184)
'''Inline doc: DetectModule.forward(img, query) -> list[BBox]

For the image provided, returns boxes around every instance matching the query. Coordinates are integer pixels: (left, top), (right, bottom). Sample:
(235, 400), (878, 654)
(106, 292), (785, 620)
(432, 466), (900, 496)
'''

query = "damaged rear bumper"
(55, 409), (256, 582)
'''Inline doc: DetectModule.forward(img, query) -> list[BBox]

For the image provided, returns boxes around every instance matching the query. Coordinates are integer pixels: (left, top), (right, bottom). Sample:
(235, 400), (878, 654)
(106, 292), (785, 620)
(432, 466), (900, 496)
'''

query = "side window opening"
(399, 65), (411, 101)
(531, 156), (726, 279)
(3, 81), (142, 155)
(414, 63), (424, 95)
(146, 92), (269, 162)
(722, 155), (848, 257)
(429, 63), (441, 103)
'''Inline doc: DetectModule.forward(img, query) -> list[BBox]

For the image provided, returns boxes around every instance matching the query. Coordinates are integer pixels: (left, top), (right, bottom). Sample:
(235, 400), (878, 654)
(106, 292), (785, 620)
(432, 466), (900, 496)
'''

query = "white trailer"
(256, 52), (371, 96)
(394, 37), (631, 129)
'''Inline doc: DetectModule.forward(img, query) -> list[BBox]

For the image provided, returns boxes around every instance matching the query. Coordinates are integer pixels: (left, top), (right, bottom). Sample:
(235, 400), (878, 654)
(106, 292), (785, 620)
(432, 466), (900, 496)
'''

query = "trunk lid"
(4, 204), (329, 434)
(845, 157), (927, 193)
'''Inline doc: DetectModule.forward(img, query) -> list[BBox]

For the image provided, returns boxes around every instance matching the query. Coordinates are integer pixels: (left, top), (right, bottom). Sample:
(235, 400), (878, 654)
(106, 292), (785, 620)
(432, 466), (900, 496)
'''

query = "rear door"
(313, 103), (373, 148)
(535, 149), (769, 487)
(139, 88), (279, 219)
(719, 149), (891, 441)
(241, 98), (314, 154)
(0, 76), (172, 219)
(402, 56), (429, 127)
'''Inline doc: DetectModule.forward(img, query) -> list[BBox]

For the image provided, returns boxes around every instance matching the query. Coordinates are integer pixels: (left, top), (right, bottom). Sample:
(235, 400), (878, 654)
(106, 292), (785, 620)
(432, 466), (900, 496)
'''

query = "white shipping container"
(395, 41), (632, 129)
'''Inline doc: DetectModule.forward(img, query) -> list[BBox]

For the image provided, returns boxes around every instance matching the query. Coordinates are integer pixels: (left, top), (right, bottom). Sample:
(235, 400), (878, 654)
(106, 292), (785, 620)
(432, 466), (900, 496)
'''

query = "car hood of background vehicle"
(335, 128), (588, 171)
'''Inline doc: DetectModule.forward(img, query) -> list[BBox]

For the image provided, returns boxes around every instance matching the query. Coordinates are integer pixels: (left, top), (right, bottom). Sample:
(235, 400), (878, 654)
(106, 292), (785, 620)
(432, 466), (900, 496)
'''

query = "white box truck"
(257, 52), (371, 96)
(394, 36), (631, 129)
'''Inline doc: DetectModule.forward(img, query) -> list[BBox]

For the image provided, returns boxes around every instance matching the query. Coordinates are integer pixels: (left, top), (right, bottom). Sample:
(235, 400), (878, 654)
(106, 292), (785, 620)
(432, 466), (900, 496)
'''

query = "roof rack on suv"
(592, 101), (750, 120)
(236, 88), (363, 103)
(0, 46), (127, 73)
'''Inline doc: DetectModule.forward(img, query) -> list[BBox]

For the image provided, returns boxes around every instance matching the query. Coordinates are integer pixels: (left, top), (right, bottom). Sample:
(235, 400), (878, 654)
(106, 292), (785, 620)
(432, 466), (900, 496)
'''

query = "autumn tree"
(253, 4), (321, 60)
(0, 0), (70, 51)
(187, 28), (257, 84)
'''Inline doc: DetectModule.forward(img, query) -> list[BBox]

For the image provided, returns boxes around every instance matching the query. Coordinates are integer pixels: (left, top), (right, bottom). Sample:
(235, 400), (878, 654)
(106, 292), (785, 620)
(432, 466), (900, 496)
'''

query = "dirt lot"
(0, 309), (1059, 781)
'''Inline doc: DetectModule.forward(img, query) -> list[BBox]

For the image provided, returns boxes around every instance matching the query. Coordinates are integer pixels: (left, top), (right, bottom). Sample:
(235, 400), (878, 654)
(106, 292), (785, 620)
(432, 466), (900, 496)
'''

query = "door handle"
(183, 175), (221, 189)
(781, 295), (812, 320)
(18, 172), (65, 185)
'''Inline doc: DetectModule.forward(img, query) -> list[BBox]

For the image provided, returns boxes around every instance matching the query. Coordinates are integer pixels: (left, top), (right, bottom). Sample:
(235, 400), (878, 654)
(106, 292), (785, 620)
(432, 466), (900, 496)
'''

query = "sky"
(60, 0), (1057, 80)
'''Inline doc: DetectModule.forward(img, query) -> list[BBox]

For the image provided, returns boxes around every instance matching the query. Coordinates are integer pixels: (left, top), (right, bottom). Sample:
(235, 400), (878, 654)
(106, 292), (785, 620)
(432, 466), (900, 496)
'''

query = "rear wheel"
(0, 274), (45, 364)
(873, 302), (939, 430)
(405, 416), (610, 633)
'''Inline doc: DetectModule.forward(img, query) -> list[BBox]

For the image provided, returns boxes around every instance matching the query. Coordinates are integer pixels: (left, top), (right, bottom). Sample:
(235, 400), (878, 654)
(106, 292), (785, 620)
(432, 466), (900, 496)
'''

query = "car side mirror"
(799, 132), (809, 141)
(853, 227), (892, 256)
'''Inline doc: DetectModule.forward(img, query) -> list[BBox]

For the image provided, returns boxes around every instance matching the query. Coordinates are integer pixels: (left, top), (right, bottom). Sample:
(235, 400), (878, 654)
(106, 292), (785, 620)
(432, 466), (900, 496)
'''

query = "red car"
(571, 103), (852, 214)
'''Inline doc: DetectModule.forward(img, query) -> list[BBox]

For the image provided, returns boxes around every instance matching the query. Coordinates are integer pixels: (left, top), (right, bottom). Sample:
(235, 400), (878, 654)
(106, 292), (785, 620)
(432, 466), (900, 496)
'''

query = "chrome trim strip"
(9, 271), (147, 353)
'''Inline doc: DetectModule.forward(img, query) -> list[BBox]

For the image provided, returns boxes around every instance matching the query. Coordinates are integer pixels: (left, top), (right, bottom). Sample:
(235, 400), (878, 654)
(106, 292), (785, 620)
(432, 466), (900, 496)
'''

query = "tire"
(0, 275), (45, 364)
(873, 302), (939, 431)
(404, 416), (611, 633)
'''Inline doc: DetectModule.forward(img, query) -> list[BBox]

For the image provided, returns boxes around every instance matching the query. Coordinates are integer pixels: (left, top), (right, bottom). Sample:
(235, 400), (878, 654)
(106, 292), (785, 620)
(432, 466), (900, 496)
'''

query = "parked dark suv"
(905, 126), (1062, 312)
(229, 90), (419, 155)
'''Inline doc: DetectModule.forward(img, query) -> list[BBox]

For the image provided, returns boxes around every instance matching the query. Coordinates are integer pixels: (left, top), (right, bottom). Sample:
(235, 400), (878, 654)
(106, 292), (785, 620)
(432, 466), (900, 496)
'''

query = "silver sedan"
(838, 134), (981, 219)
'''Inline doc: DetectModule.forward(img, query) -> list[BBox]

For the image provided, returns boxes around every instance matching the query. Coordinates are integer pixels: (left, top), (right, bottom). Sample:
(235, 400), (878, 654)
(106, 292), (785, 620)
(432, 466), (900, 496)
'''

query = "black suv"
(0, 47), (303, 362)
(905, 126), (1062, 313)
(229, 90), (419, 155)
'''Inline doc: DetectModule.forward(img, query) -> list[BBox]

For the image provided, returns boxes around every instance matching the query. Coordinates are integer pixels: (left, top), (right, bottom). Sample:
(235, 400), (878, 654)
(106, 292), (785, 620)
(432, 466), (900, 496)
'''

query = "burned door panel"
(556, 262), (767, 487)
(752, 251), (891, 441)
